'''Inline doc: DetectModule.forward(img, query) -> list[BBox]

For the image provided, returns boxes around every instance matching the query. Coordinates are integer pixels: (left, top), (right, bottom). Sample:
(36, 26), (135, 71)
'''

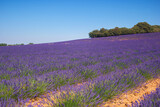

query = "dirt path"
(98, 77), (160, 107)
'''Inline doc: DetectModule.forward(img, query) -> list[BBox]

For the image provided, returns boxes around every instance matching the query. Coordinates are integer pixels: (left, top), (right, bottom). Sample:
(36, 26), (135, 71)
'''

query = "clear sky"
(0, 0), (160, 44)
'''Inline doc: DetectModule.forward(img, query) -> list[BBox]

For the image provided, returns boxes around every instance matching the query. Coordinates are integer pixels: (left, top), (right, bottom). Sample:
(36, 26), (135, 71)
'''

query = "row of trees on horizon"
(89, 22), (160, 38)
(0, 43), (34, 46)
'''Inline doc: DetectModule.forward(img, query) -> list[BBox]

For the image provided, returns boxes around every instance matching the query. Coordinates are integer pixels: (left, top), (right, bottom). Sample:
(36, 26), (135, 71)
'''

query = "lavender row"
(45, 58), (160, 107)
(132, 86), (160, 107)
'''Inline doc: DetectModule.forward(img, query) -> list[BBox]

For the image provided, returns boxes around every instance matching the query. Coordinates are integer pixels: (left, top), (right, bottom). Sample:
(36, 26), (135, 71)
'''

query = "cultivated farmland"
(0, 33), (160, 107)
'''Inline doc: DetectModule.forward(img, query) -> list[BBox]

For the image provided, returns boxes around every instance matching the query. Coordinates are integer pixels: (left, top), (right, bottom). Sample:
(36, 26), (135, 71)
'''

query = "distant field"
(0, 32), (160, 107)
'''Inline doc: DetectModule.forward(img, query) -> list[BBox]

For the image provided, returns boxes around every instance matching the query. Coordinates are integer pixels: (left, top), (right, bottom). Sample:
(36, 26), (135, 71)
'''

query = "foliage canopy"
(89, 22), (160, 38)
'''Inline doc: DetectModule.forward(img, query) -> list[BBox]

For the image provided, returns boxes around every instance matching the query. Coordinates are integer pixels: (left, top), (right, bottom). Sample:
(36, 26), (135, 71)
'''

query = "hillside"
(0, 33), (160, 107)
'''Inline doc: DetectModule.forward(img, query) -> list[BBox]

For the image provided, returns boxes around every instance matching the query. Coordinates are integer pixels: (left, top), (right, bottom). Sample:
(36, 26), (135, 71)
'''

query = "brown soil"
(98, 77), (160, 107)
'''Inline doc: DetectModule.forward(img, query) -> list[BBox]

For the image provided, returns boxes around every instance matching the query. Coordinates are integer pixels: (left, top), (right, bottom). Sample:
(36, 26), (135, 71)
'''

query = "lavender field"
(0, 33), (160, 107)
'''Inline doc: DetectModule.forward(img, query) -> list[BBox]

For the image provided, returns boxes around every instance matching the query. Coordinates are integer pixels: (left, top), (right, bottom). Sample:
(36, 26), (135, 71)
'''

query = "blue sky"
(0, 0), (160, 44)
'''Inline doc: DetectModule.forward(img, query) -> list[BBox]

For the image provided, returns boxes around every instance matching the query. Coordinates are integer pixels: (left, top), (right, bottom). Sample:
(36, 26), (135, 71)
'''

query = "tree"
(100, 28), (107, 33)
(89, 30), (99, 38)
(152, 25), (160, 32)
(132, 22), (153, 33)
(118, 27), (135, 35)
(89, 30), (105, 38)
(28, 43), (34, 45)
(0, 43), (7, 46)
(104, 30), (110, 37)
(107, 27), (121, 36)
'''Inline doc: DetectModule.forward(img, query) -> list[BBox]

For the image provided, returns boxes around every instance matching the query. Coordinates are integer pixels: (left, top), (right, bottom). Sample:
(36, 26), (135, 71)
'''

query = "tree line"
(89, 22), (160, 38)
(0, 43), (34, 46)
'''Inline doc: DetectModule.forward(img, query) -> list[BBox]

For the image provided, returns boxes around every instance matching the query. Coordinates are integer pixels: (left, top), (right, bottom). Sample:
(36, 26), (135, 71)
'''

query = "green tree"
(0, 43), (7, 46)
(89, 30), (99, 38)
(89, 30), (105, 38)
(28, 43), (34, 45)
(132, 22), (153, 33)
(107, 27), (121, 36)
(89, 22), (159, 38)
(104, 30), (110, 37)
(100, 28), (107, 33)
(152, 25), (160, 32)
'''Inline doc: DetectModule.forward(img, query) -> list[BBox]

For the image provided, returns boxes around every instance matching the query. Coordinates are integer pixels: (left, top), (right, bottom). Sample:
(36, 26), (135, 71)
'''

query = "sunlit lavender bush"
(0, 32), (160, 106)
